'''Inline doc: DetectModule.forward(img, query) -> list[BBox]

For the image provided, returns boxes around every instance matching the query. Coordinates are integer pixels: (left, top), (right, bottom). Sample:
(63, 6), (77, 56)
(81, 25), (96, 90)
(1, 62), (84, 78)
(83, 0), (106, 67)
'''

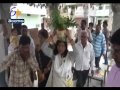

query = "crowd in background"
(1, 18), (120, 87)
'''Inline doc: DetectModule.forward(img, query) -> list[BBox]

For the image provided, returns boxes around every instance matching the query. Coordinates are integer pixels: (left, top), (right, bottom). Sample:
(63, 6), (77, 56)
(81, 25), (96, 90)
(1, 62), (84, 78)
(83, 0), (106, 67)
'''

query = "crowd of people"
(0, 18), (120, 87)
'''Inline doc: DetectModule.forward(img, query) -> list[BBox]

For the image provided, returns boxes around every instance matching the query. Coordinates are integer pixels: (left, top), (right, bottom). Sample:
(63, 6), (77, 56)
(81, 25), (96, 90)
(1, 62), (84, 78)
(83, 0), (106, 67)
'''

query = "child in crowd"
(8, 29), (19, 54)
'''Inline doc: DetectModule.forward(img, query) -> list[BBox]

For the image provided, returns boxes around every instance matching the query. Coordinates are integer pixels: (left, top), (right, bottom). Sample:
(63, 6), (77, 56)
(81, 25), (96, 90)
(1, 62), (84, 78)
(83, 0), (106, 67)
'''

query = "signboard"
(8, 6), (24, 24)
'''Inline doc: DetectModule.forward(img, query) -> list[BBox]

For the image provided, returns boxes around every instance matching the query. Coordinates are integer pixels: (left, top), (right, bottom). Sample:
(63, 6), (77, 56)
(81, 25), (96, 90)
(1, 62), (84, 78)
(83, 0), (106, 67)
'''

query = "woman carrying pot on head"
(42, 30), (79, 87)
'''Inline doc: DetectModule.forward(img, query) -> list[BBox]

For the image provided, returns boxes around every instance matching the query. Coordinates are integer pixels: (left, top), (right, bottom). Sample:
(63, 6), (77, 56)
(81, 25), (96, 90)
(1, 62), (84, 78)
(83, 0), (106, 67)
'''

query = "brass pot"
(56, 30), (67, 41)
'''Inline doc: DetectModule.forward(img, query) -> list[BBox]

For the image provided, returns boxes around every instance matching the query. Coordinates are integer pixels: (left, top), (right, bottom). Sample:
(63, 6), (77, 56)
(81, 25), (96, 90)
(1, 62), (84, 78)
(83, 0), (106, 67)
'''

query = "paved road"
(84, 49), (112, 87)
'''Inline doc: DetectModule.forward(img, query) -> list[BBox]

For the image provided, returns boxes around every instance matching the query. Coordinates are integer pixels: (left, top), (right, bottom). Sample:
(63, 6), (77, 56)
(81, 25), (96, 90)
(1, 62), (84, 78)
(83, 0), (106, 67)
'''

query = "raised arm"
(66, 30), (79, 60)
(88, 30), (93, 43)
(41, 41), (54, 59)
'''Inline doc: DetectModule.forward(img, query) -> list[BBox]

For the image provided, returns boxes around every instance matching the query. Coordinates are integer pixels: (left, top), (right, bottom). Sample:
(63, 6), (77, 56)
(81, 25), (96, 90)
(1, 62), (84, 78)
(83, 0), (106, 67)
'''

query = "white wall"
(17, 14), (42, 30)
(10, 3), (48, 30)
(75, 6), (84, 18)
(12, 3), (47, 15)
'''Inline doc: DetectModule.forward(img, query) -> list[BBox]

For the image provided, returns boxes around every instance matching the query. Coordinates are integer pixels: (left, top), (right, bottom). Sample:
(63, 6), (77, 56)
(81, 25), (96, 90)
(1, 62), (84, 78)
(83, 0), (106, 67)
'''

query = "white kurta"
(46, 53), (73, 87)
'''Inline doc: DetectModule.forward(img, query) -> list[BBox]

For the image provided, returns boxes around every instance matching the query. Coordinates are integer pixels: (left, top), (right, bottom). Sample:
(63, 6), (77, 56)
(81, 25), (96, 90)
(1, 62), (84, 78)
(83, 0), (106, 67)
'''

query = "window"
(99, 5), (103, 10)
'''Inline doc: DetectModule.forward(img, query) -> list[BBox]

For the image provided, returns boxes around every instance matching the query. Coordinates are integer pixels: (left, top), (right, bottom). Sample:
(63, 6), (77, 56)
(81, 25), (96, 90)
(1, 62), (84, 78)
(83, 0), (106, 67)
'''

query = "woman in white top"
(45, 34), (78, 87)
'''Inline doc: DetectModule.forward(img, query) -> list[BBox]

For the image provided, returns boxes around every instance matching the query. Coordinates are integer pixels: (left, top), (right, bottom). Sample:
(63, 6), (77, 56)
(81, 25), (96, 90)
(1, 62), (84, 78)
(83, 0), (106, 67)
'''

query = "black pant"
(95, 57), (101, 68)
(76, 70), (89, 87)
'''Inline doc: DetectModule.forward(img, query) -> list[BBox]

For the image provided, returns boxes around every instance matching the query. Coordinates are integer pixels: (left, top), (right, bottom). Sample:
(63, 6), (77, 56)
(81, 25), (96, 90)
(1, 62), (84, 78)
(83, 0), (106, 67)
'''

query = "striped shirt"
(92, 32), (106, 57)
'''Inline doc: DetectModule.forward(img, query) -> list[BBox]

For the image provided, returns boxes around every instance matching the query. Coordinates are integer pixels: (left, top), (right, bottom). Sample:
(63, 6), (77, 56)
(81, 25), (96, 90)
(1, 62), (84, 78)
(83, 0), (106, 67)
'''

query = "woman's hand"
(48, 35), (54, 44)
(65, 30), (75, 46)
(65, 29), (71, 39)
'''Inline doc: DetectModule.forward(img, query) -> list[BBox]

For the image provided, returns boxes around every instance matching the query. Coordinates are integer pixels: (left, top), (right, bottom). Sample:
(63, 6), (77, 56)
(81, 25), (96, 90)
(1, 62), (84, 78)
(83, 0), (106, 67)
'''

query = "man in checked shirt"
(0, 36), (44, 87)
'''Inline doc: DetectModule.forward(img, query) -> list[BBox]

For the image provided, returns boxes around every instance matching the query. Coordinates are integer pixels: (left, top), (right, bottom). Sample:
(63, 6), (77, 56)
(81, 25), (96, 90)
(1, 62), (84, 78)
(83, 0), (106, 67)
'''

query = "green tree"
(27, 3), (60, 31)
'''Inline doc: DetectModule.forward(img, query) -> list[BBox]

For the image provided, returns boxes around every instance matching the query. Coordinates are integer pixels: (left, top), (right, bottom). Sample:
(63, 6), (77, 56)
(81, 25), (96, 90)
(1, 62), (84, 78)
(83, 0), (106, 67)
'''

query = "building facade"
(10, 3), (48, 30)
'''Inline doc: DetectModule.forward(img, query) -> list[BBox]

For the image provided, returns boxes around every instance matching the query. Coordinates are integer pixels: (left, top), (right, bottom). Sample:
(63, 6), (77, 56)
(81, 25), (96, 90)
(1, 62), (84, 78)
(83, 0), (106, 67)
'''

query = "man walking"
(36, 29), (52, 87)
(102, 21), (110, 65)
(92, 25), (106, 70)
(74, 31), (95, 87)
(0, 36), (44, 87)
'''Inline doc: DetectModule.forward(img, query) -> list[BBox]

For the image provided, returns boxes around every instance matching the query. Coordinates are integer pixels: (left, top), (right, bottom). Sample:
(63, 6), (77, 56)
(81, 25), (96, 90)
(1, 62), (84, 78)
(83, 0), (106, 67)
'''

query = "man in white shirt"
(74, 30), (95, 87)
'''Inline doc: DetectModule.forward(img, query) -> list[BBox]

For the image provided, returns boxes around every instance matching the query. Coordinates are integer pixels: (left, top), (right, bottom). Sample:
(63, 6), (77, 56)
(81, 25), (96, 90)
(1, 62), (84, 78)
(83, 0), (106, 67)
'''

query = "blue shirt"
(92, 32), (106, 57)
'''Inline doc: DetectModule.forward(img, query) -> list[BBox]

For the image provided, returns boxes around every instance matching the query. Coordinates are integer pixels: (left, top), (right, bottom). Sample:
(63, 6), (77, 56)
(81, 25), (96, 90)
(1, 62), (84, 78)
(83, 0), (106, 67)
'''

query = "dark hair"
(11, 28), (17, 33)
(53, 40), (68, 57)
(103, 20), (108, 26)
(81, 20), (87, 25)
(89, 22), (94, 27)
(110, 28), (120, 45)
(22, 25), (28, 29)
(39, 29), (48, 39)
(19, 36), (31, 45)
